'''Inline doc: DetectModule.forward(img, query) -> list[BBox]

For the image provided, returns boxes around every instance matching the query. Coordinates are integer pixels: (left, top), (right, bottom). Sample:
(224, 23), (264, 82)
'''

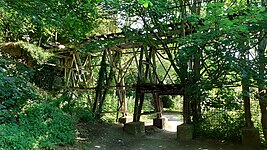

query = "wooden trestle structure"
(51, 24), (196, 122)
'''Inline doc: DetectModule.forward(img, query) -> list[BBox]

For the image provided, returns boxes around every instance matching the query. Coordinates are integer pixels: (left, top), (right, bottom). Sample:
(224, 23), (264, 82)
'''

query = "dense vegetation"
(0, 0), (267, 149)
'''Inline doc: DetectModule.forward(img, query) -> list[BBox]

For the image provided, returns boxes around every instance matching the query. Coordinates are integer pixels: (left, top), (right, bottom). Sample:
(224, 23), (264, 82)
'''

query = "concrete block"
(118, 116), (132, 124)
(242, 127), (261, 150)
(153, 118), (168, 129)
(119, 117), (127, 124)
(123, 122), (145, 136)
(177, 123), (193, 142)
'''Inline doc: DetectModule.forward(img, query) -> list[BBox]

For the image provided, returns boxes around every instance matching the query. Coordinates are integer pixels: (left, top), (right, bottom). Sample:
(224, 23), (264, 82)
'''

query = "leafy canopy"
(0, 0), (101, 43)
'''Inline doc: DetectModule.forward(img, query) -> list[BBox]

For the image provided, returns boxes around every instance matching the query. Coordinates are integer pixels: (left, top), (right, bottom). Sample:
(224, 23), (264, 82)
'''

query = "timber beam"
(135, 83), (184, 95)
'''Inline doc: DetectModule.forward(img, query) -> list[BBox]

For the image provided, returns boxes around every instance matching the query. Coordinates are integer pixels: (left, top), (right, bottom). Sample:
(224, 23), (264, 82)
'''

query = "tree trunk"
(239, 41), (254, 128)
(192, 48), (202, 123)
(183, 85), (192, 124)
(98, 51), (120, 116)
(242, 77), (253, 127)
(258, 34), (267, 141)
(259, 95), (267, 141)
(93, 50), (107, 116)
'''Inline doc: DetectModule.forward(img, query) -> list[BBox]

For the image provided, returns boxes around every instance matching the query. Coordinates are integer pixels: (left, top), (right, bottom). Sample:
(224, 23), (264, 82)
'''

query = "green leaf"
(138, 0), (144, 4)
(0, 104), (6, 109)
(149, 1), (153, 6)
(144, 2), (149, 8)
(96, 0), (103, 3)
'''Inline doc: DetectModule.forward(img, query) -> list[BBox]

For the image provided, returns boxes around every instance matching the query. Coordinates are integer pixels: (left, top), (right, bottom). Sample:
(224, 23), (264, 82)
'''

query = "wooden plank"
(140, 111), (161, 116)
(66, 57), (74, 87)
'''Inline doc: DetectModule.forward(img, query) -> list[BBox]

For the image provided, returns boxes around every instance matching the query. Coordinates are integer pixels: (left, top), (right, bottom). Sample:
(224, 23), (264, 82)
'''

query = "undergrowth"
(0, 56), (76, 149)
(0, 103), (76, 150)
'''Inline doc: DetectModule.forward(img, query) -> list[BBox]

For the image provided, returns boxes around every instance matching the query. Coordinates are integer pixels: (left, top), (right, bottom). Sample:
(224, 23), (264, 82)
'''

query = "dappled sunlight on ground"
(142, 112), (183, 132)
(163, 112), (183, 132)
(58, 120), (249, 150)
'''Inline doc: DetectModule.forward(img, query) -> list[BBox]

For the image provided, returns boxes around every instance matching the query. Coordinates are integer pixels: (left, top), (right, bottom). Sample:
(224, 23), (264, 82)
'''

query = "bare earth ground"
(58, 120), (255, 150)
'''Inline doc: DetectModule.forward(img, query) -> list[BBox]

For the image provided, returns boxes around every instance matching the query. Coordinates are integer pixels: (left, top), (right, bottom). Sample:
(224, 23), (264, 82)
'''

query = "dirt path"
(64, 121), (251, 150)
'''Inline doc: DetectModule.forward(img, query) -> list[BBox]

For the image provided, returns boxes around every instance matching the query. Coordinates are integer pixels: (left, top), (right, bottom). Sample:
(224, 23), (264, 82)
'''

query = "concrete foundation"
(123, 122), (145, 136)
(153, 118), (167, 129)
(118, 116), (132, 124)
(242, 127), (261, 150)
(177, 124), (193, 142)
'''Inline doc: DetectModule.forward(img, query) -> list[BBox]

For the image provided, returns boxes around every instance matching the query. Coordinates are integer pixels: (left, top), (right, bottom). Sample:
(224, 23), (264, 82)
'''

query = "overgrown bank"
(0, 55), (77, 149)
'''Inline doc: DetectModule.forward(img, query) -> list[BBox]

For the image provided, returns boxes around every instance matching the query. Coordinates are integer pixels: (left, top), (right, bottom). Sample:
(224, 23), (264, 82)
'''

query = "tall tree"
(0, 0), (100, 43)
(258, 34), (267, 141)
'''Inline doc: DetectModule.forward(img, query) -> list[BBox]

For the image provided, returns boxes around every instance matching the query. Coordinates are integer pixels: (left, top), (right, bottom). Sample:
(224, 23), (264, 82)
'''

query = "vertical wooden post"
(137, 92), (145, 122)
(151, 48), (157, 83)
(133, 87), (140, 122)
(64, 57), (67, 85)
(133, 47), (144, 122)
(93, 50), (107, 117)
(122, 78), (127, 116)
(153, 93), (162, 118)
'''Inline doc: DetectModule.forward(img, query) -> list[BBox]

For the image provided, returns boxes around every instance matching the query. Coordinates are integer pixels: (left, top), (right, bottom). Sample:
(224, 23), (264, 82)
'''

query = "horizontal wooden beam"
(140, 111), (161, 116)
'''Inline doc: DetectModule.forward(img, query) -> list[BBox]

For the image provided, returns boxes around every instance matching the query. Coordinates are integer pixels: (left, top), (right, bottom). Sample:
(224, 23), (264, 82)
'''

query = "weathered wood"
(153, 93), (162, 118)
(133, 88), (141, 122)
(137, 93), (145, 122)
(140, 111), (161, 115)
(135, 84), (184, 95)
(98, 51), (121, 116)
(50, 20), (194, 123)
(93, 50), (107, 116)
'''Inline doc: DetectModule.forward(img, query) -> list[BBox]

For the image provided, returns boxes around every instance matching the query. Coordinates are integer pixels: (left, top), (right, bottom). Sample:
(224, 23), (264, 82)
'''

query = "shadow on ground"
(69, 121), (250, 150)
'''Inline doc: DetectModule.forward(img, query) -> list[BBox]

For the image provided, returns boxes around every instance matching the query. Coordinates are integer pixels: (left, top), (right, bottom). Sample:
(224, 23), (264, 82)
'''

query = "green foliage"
(103, 94), (118, 112)
(161, 96), (174, 108)
(0, 55), (34, 79)
(195, 87), (245, 140)
(17, 42), (52, 65)
(202, 88), (243, 111)
(0, 102), (76, 150)
(20, 103), (76, 147)
(0, 57), (38, 123)
(0, 123), (35, 150)
(1, 0), (267, 146)
(33, 65), (60, 91)
(47, 91), (96, 123)
(0, 41), (53, 69)
(0, 55), (76, 149)
(138, 0), (153, 8)
(195, 109), (246, 141)
(0, 0), (100, 43)
(72, 107), (95, 123)
(100, 94), (119, 122)
(0, 5), (33, 42)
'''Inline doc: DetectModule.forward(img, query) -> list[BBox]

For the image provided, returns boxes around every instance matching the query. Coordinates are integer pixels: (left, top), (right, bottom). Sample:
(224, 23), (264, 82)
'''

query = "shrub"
(72, 107), (95, 123)
(0, 123), (35, 150)
(0, 53), (75, 149)
(194, 87), (246, 141)
(0, 57), (38, 123)
(0, 102), (76, 149)
(194, 109), (246, 141)
(20, 103), (76, 147)
(161, 96), (174, 108)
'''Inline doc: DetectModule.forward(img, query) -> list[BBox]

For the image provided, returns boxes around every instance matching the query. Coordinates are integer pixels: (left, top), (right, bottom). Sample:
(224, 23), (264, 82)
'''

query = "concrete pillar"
(177, 123), (193, 142)
(118, 116), (132, 124)
(119, 117), (127, 124)
(242, 127), (261, 150)
(153, 117), (168, 129)
(123, 122), (145, 136)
